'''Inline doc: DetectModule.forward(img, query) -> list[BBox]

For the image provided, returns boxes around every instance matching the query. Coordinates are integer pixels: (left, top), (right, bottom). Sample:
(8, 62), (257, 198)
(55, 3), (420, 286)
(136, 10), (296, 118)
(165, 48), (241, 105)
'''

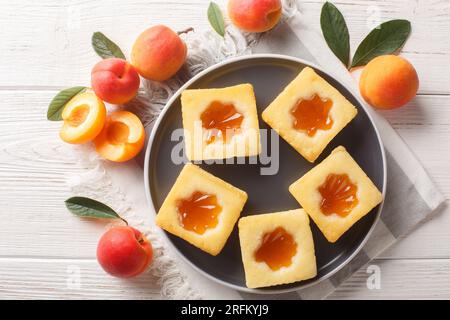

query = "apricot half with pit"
(59, 90), (107, 144)
(94, 110), (145, 162)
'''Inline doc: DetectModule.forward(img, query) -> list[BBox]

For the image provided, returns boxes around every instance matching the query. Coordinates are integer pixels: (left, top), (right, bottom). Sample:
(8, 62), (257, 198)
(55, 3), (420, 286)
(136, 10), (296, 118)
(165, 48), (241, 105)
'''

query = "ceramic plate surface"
(144, 54), (386, 294)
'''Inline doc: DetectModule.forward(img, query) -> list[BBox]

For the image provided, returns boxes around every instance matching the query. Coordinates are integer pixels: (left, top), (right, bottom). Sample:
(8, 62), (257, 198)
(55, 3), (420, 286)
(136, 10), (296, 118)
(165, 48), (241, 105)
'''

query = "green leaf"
(91, 32), (126, 59)
(47, 86), (86, 121)
(65, 197), (126, 223)
(320, 1), (350, 67)
(207, 2), (225, 37)
(351, 19), (411, 68)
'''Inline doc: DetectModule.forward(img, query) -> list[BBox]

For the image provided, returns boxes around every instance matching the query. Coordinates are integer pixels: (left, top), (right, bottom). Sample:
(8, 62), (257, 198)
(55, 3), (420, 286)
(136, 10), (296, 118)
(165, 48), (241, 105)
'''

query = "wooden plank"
(0, 90), (119, 258)
(1, 257), (449, 299)
(0, 258), (161, 299)
(379, 200), (450, 259)
(0, 90), (449, 260)
(381, 94), (450, 197)
(0, 0), (449, 95)
(0, 0), (211, 88)
(329, 258), (450, 299)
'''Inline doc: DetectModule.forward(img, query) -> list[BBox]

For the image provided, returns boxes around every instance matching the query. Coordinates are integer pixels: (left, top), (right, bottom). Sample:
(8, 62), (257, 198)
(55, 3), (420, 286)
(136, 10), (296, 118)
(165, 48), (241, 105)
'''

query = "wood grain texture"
(0, 0), (449, 299)
(1, 258), (449, 300)
(299, 0), (450, 95)
(0, 0), (449, 94)
(0, 258), (161, 300)
(329, 259), (450, 299)
(0, 90), (106, 259)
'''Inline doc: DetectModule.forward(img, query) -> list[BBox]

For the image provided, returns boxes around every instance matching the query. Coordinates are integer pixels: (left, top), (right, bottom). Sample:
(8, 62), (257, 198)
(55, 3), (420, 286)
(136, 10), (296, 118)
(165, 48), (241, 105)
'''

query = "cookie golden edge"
(238, 209), (317, 288)
(261, 67), (358, 162)
(155, 163), (248, 255)
(181, 83), (261, 161)
(289, 146), (383, 243)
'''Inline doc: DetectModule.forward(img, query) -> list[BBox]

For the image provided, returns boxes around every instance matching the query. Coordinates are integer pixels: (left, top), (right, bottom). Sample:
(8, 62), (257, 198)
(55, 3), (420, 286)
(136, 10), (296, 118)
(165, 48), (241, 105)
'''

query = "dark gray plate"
(144, 54), (386, 294)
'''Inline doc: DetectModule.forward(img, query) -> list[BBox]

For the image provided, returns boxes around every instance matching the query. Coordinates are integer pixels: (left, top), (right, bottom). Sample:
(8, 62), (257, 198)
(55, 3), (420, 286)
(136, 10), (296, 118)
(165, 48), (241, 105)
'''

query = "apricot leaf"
(47, 86), (86, 121)
(351, 20), (411, 68)
(320, 2), (350, 67)
(207, 2), (225, 37)
(91, 32), (126, 59)
(65, 197), (127, 224)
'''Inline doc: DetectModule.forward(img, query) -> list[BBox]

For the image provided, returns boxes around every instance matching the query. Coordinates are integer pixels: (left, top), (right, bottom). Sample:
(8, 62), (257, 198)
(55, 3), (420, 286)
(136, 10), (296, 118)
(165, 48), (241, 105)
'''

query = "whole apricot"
(359, 55), (419, 109)
(228, 0), (282, 33)
(131, 25), (187, 82)
(97, 226), (153, 278)
(59, 90), (106, 144)
(91, 58), (140, 105)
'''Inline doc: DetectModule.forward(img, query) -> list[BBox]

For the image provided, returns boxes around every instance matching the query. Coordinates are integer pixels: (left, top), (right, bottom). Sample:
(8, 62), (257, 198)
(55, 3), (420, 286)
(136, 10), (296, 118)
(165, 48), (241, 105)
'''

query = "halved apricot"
(59, 90), (107, 144)
(94, 110), (145, 162)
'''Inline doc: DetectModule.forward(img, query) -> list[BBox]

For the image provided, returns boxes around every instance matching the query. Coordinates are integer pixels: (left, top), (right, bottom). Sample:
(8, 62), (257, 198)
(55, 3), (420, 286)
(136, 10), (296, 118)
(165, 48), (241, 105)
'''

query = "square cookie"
(262, 67), (357, 162)
(155, 163), (247, 256)
(289, 146), (383, 243)
(181, 84), (261, 161)
(238, 209), (317, 288)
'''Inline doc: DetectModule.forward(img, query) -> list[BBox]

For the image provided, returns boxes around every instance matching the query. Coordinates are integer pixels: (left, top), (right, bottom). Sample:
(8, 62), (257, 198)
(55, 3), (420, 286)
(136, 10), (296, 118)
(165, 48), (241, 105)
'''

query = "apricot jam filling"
(291, 94), (333, 136)
(200, 101), (244, 144)
(318, 173), (359, 217)
(107, 121), (130, 144)
(67, 105), (90, 127)
(254, 227), (297, 271)
(176, 191), (222, 235)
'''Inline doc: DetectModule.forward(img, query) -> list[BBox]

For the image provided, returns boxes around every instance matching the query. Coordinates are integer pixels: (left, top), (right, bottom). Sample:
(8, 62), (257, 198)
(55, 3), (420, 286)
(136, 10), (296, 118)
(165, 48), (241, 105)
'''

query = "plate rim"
(143, 53), (387, 294)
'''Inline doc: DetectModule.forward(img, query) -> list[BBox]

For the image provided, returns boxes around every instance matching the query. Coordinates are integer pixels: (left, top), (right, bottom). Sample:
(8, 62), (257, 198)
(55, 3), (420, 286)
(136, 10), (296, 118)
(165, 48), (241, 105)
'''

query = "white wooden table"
(1, 0), (449, 299)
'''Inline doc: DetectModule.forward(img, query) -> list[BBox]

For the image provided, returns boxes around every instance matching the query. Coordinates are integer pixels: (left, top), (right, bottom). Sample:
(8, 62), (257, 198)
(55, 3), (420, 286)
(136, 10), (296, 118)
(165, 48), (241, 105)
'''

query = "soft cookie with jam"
(289, 146), (383, 243)
(155, 163), (247, 256)
(181, 84), (261, 161)
(262, 67), (357, 162)
(238, 209), (317, 288)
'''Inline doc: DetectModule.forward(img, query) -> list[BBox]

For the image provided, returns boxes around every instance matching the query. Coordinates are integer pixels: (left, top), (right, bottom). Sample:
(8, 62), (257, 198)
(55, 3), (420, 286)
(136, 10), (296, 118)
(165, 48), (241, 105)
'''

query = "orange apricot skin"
(97, 226), (153, 278)
(91, 58), (140, 105)
(94, 111), (145, 162)
(359, 55), (419, 110)
(131, 25), (187, 82)
(59, 91), (106, 144)
(228, 0), (282, 33)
